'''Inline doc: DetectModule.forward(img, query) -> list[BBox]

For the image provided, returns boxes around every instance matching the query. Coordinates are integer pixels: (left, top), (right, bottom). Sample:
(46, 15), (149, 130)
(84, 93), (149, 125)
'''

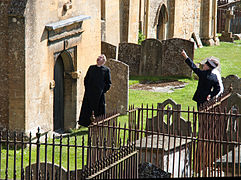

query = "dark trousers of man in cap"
(181, 50), (220, 110)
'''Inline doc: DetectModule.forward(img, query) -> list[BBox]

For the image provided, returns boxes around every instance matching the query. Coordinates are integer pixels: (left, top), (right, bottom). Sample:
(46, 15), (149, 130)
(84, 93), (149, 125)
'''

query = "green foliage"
(138, 31), (145, 45)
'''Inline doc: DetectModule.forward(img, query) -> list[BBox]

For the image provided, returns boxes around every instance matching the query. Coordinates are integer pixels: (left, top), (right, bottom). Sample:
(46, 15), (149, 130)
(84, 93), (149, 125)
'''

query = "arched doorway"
(54, 55), (65, 131)
(156, 4), (168, 40)
(53, 50), (76, 132)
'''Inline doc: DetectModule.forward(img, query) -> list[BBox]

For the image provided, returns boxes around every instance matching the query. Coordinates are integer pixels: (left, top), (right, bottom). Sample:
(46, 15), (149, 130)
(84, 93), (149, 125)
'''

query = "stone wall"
(118, 42), (141, 76)
(120, 0), (139, 43)
(105, 59), (129, 115)
(120, 0), (130, 42)
(105, 0), (120, 46)
(145, 0), (218, 45)
(0, 0), (10, 129)
(1, 0), (101, 133)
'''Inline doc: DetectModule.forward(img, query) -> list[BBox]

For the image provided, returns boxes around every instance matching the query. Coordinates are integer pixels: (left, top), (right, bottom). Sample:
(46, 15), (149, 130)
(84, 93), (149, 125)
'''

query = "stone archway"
(156, 4), (168, 40)
(54, 50), (76, 132)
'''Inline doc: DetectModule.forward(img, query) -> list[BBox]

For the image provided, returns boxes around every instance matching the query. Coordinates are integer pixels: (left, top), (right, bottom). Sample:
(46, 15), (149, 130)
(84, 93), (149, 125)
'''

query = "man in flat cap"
(181, 50), (220, 110)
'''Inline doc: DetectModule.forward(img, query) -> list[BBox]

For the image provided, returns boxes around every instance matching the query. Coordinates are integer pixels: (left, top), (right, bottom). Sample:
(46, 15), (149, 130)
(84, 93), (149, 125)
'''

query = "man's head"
(203, 59), (218, 70)
(96, 54), (107, 67)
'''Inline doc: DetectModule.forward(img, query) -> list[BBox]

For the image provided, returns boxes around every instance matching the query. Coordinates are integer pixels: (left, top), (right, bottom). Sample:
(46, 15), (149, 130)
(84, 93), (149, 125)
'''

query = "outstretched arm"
(181, 50), (203, 77)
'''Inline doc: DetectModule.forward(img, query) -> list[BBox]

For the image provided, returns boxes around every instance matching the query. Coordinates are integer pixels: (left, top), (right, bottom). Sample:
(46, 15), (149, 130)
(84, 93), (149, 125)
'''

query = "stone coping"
(45, 15), (91, 30)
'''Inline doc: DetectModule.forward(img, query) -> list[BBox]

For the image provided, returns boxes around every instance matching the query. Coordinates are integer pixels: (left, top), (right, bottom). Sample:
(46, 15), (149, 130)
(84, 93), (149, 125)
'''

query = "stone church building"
(0, 0), (219, 134)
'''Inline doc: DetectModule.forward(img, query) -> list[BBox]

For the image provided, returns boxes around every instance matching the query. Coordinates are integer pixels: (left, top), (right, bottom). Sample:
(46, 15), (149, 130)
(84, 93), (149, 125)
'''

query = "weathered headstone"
(222, 75), (241, 94)
(219, 10), (235, 42)
(105, 59), (129, 115)
(147, 99), (192, 136)
(139, 39), (163, 76)
(118, 42), (141, 76)
(101, 41), (117, 59)
(162, 38), (194, 77)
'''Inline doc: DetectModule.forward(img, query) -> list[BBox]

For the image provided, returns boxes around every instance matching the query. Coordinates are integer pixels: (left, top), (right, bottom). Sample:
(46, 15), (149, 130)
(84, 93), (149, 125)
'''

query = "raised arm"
(181, 50), (203, 77)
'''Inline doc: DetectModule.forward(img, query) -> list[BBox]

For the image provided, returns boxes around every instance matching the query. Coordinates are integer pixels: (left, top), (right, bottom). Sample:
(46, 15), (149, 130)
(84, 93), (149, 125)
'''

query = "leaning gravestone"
(101, 41), (117, 59)
(118, 42), (141, 76)
(139, 39), (162, 76)
(192, 32), (203, 48)
(105, 59), (129, 115)
(162, 38), (194, 77)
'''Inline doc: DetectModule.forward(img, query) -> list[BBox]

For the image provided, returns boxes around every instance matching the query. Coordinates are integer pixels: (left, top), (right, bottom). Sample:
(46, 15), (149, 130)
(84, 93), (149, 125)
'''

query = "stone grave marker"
(162, 38), (194, 77)
(147, 99), (192, 136)
(118, 42), (141, 76)
(219, 10), (235, 42)
(222, 75), (241, 94)
(105, 59), (129, 115)
(101, 41), (117, 59)
(139, 39), (162, 76)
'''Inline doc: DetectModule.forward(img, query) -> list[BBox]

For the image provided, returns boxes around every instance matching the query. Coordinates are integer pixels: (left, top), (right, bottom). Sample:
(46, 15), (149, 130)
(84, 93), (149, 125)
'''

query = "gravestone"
(118, 42), (141, 76)
(139, 39), (163, 76)
(162, 38), (194, 77)
(147, 99), (192, 136)
(225, 93), (241, 139)
(219, 10), (235, 42)
(222, 75), (241, 95)
(192, 33), (203, 48)
(189, 38), (198, 49)
(101, 41), (117, 59)
(25, 163), (68, 179)
(135, 135), (191, 177)
(105, 59), (129, 115)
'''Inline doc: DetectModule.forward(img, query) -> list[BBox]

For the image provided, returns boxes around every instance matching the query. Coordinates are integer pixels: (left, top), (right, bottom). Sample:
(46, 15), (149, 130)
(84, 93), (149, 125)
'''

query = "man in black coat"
(78, 54), (111, 127)
(181, 50), (220, 110)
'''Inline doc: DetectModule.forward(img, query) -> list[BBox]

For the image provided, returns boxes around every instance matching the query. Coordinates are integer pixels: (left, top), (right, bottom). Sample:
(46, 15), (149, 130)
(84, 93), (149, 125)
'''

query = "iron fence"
(0, 127), (137, 180)
(89, 100), (241, 178)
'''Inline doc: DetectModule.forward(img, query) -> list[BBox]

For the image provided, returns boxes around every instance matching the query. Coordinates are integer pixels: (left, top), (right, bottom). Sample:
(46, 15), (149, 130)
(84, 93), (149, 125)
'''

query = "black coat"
(185, 58), (220, 104)
(78, 65), (111, 127)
